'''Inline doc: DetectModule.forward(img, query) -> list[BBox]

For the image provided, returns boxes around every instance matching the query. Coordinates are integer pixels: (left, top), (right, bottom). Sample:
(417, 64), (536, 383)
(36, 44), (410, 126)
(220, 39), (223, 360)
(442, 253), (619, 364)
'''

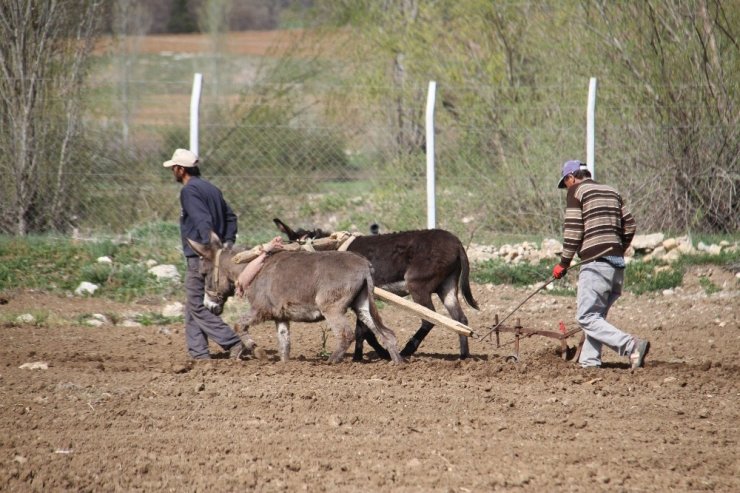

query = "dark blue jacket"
(179, 176), (237, 257)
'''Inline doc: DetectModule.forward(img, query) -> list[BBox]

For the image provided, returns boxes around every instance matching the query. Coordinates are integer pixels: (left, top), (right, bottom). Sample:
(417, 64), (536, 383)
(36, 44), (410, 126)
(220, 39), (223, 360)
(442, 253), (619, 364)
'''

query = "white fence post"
(426, 80), (437, 229)
(190, 73), (203, 156)
(587, 77), (597, 179)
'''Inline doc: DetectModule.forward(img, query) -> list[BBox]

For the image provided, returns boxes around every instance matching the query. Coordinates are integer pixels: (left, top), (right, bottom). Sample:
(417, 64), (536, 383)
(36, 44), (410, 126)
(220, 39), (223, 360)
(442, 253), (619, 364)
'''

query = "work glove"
(552, 264), (567, 279)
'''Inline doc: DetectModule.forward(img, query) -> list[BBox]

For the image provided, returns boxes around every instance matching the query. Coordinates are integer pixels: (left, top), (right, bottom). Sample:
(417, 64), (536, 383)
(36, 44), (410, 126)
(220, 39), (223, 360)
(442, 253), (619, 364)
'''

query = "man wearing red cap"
(553, 160), (650, 369)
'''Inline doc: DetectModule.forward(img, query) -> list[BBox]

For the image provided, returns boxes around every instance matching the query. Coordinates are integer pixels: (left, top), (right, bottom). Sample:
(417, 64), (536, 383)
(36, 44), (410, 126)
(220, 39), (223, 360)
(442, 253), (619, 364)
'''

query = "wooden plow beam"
(373, 289), (583, 363)
(372, 287), (474, 338)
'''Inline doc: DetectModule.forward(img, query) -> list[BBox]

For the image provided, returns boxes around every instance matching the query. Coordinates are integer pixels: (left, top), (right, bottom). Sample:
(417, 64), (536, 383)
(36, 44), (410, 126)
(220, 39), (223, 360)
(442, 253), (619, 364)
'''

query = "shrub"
(472, 258), (552, 287)
(80, 263), (113, 285)
(624, 262), (683, 295)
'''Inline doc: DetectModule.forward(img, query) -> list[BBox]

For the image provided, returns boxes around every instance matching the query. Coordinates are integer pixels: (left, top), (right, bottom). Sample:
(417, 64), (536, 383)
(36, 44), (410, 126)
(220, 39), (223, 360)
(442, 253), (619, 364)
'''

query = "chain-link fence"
(3, 73), (737, 246)
(65, 77), (589, 244)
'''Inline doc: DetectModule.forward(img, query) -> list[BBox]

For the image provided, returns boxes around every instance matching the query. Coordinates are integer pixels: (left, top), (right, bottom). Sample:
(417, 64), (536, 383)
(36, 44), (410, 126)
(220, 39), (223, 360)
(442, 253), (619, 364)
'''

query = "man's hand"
(552, 264), (567, 279)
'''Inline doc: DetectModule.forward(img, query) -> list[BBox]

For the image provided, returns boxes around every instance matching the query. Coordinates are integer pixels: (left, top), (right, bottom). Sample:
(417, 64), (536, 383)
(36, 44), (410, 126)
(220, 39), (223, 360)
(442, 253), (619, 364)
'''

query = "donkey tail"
(365, 277), (393, 341)
(459, 243), (479, 310)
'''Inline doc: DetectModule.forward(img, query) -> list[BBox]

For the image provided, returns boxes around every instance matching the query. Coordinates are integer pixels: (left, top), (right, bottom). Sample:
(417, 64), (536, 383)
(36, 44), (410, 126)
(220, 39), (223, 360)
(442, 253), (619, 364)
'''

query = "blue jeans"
(185, 257), (241, 359)
(576, 261), (636, 367)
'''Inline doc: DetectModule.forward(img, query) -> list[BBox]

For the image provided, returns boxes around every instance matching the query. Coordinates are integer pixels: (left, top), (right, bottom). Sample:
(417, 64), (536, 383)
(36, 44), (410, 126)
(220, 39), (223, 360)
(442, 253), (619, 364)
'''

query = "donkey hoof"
(253, 347), (268, 360)
(373, 349), (392, 360)
(399, 345), (418, 358)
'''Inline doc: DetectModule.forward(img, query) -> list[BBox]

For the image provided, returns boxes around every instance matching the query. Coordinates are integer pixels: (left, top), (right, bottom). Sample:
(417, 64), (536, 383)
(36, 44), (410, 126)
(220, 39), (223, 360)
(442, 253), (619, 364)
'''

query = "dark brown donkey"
(188, 233), (404, 364)
(273, 218), (479, 360)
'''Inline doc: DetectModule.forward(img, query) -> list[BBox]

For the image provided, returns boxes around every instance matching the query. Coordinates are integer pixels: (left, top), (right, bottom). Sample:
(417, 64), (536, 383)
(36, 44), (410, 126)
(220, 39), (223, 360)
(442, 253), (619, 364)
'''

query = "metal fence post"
(426, 80), (437, 229)
(190, 73), (203, 155)
(587, 77), (597, 179)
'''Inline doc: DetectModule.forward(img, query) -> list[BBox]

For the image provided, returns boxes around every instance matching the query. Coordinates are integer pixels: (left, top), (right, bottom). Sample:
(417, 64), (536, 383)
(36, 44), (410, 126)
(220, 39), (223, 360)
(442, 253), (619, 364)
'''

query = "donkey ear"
(209, 231), (223, 249)
(273, 218), (296, 238)
(187, 238), (211, 259)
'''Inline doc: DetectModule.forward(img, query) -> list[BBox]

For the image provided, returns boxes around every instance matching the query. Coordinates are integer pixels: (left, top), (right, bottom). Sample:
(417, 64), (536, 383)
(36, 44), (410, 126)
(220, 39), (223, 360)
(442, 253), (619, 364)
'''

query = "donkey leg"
(324, 313), (354, 364)
(354, 319), (391, 361)
(240, 329), (267, 360)
(234, 312), (252, 333)
(352, 320), (365, 361)
(401, 321), (434, 357)
(234, 313), (261, 358)
(400, 289), (437, 357)
(353, 298), (404, 365)
(275, 321), (291, 362)
(351, 287), (403, 364)
(356, 310), (404, 364)
(438, 277), (470, 359)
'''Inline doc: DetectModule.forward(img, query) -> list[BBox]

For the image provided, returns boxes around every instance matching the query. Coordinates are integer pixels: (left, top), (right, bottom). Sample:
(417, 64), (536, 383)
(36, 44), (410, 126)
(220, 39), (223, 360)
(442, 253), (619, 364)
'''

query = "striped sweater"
(559, 179), (636, 268)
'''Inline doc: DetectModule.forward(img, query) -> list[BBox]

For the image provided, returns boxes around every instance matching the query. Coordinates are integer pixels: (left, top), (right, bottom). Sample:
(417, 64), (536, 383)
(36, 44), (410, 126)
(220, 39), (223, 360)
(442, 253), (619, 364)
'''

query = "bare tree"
(0, 0), (104, 235)
(112, 0), (152, 148)
(199, 0), (233, 99)
(388, 0), (424, 153)
(585, 0), (738, 232)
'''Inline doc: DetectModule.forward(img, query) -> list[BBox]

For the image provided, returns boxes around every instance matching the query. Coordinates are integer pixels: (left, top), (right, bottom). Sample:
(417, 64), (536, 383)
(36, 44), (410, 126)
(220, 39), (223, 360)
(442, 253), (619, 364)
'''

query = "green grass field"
(2, 230), (737, 303)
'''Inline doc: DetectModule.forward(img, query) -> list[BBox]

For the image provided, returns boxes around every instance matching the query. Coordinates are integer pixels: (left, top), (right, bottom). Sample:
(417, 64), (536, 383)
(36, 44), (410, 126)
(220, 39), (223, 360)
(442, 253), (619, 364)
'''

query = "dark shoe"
(229, 341), (248, 360)
(630, 339), (650, 369)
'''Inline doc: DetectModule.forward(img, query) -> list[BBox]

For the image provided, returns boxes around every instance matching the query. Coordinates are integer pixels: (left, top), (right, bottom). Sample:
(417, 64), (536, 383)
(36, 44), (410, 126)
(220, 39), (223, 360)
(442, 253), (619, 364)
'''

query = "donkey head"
(187, 231), (236, 315)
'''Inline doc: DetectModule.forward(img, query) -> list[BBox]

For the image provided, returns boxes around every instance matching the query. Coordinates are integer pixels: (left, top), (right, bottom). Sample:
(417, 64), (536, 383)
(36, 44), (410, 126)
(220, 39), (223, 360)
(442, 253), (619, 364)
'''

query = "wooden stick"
(232, 232), (357, 264)
(373, 287), (473, 337)
(232, 241), (300, 264)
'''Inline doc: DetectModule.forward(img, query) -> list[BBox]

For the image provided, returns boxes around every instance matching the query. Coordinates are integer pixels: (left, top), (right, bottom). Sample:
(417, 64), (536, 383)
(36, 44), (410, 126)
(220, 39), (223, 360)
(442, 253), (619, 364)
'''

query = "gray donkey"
(187, 232), (404, 364)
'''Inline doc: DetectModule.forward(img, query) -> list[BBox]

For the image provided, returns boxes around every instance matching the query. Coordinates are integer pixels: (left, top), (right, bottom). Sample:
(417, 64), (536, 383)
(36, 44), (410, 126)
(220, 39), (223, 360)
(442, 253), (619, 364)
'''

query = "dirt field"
(1, 267), (738, 492)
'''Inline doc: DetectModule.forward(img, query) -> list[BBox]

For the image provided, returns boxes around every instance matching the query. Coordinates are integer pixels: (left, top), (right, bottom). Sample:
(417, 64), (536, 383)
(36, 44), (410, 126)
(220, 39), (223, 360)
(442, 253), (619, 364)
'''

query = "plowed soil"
(1, 268), (738, 492)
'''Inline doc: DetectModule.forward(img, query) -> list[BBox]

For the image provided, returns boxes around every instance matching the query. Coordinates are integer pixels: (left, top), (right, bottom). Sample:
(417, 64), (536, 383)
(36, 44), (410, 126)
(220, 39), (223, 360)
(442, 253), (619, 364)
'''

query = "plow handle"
(476, 248), (612, 342)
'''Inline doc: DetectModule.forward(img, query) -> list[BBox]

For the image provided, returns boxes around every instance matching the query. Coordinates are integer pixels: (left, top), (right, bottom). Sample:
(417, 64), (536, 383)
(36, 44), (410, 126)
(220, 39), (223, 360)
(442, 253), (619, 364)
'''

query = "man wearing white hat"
(164, 148), (247, 360)
(553, 159), (650, 369)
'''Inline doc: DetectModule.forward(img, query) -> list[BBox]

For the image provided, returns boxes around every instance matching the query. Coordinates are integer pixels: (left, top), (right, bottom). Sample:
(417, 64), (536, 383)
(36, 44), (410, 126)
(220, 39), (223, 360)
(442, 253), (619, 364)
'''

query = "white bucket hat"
(163, 148), (198, 168)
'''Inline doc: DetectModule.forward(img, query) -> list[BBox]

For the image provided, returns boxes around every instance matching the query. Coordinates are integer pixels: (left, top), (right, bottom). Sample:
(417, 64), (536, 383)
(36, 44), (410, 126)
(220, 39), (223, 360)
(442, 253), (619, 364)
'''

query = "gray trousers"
(185, 256), (241, 359)
(576, 261), (635, 367)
